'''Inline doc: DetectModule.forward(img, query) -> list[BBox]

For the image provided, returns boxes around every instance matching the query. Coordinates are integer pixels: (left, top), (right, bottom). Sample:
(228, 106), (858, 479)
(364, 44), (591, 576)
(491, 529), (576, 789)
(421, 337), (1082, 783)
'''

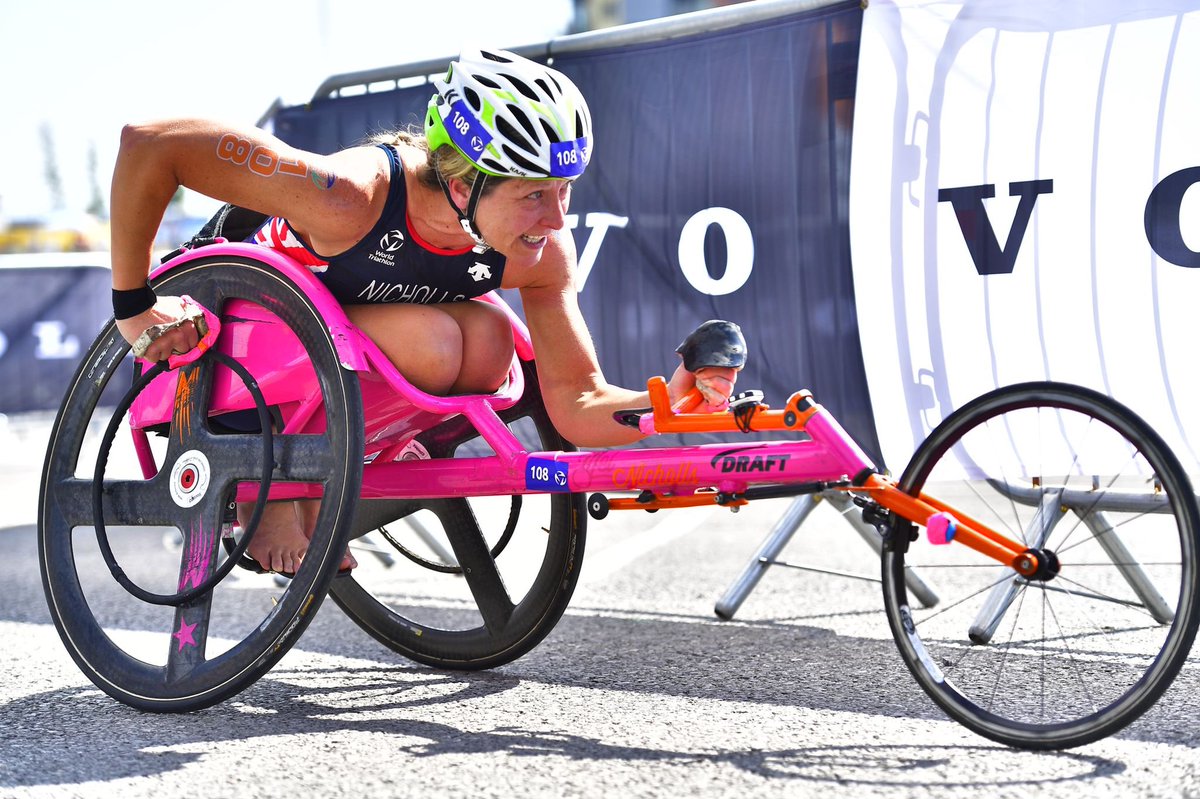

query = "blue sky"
(0, 0), (574, 222)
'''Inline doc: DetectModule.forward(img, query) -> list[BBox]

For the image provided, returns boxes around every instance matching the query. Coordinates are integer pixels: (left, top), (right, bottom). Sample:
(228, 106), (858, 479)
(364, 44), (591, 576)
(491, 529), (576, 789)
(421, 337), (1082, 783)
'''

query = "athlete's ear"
(447, 178), (472, 212)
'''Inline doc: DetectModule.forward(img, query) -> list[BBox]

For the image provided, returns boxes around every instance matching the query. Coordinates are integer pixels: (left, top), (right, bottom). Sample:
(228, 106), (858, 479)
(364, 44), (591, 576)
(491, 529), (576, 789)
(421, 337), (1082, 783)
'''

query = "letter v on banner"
(567, 212), (630, 291)
(938, 180), (1054, 275)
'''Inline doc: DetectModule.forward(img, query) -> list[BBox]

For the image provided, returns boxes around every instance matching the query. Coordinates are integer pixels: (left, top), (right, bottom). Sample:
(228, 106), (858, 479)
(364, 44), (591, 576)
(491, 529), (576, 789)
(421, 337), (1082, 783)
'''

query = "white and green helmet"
(425, 48), (593, 180)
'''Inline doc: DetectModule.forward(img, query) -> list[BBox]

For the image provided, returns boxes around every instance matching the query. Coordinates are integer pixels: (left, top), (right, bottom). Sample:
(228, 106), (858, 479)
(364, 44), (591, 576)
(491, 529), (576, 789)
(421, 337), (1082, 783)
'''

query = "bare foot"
(296, 499), (358, 571)
(240, 499), (358, 574)
(240, 501), (308, 574)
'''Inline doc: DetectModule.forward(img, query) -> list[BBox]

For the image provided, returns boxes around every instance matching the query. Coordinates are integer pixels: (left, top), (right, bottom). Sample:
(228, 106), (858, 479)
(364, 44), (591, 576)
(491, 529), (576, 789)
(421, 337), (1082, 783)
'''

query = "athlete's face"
(474, 178), (573, 266)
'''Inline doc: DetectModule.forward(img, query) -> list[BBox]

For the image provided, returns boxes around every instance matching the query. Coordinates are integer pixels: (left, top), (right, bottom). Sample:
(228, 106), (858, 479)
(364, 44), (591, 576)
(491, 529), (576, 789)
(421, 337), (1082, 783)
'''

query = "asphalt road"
(2, 411), (1199, 799)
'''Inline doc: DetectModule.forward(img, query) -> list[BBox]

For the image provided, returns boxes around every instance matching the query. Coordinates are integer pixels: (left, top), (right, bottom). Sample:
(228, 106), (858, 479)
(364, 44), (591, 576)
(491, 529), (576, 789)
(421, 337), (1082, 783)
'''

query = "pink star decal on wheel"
(173, 617), (199, 652)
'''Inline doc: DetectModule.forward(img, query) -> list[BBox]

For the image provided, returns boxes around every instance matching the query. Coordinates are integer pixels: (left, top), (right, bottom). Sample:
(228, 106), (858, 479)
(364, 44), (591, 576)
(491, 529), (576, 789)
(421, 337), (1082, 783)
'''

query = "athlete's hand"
(667, 362), (739, 411)
(115, 295), (203, 362)
(694, 366), (738, 408)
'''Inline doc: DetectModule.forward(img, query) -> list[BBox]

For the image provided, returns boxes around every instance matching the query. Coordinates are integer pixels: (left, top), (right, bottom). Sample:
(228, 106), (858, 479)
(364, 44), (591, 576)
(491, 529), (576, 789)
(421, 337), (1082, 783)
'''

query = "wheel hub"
(1019, 547), (1061, 582)
(169, 449), (211, 508)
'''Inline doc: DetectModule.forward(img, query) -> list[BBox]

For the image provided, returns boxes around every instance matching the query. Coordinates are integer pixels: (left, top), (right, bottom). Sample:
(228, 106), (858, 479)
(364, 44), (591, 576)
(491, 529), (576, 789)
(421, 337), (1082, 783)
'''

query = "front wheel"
(881, 382), (1200, 749)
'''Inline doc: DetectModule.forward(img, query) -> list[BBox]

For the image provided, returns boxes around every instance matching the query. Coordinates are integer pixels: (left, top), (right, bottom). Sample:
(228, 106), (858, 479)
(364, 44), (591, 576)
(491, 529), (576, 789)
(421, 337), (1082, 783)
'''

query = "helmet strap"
(435, 170), (491, 254)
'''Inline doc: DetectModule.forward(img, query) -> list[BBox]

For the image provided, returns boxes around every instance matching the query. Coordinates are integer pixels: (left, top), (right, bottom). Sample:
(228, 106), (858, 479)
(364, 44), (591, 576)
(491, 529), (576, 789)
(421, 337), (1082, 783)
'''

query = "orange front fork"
(626, 378), (1038, 576)
(855, 474), (1039, 577)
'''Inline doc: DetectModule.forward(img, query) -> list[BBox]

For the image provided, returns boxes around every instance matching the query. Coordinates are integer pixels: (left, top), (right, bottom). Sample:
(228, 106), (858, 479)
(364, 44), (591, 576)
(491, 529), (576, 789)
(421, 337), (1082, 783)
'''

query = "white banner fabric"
(850, 0), (1200, 475)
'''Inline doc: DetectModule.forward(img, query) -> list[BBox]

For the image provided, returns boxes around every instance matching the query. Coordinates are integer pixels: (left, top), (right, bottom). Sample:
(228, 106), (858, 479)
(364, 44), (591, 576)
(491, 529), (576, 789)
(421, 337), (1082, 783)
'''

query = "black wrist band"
(112, 284), (157, 320)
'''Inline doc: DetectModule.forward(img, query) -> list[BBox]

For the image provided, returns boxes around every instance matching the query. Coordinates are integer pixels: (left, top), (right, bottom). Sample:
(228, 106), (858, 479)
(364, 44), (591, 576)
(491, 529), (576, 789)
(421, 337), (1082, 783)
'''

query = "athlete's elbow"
(118, 120), (166, 153)
(113, 122), (181, 194)
(116, 122), (175, 177)
(118, 119), (200, 161)
(548, 406), (640, 449)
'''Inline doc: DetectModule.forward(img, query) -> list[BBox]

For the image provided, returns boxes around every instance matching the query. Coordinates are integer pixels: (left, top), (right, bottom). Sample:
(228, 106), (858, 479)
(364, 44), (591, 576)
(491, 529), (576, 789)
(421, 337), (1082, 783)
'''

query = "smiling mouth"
(521, 234), (546, 245)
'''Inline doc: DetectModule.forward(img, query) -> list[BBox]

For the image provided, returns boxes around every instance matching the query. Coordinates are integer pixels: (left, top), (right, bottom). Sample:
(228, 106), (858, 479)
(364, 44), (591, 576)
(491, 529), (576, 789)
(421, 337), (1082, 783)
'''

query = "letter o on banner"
(677, 207), (754, 296)
(1145, 166), (1200, 268)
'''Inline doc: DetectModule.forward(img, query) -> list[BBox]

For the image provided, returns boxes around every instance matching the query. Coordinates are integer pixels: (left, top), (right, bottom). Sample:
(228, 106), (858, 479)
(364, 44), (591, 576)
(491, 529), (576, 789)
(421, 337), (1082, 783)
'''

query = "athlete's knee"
(411, 312), (465, 394)
(352, 304), (464, 395)
(474, 302), (515, 358)
(456, 302), (514, 393)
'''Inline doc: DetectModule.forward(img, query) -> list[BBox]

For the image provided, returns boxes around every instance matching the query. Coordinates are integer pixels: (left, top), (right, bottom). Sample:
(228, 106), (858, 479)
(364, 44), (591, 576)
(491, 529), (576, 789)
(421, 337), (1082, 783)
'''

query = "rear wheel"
(330, 361), (585, 669)
(881, 382), (1200, 749)
(38, 255), (363, 711)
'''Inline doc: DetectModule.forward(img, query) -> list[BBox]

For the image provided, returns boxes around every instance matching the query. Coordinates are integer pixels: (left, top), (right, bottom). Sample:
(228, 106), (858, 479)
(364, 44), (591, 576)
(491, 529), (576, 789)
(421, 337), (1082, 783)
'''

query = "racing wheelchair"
(39, 243), (1200, 750)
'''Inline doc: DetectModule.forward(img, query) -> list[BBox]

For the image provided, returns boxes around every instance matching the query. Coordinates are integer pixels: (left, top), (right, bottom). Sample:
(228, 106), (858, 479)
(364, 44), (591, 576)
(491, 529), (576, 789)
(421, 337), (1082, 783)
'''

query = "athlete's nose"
(540, 182), (571, 230)
(540, 195), (567, 230)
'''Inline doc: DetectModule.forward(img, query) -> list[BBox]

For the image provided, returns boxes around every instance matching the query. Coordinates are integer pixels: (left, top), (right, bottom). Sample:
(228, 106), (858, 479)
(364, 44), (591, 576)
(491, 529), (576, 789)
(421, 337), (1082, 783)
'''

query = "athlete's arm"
(109, 118), (385, 356)
(516, 232), (735, 447)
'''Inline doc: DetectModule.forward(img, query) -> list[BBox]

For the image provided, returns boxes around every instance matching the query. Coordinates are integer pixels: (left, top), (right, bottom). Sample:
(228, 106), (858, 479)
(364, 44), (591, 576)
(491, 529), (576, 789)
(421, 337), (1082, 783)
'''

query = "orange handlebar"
(672, 387), (704, 414)
(645, 376), (815, 434)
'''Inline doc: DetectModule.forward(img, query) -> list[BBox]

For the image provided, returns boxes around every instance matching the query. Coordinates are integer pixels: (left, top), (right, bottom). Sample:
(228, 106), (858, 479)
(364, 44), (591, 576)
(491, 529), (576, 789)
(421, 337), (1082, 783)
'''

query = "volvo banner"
(850, 0), (1200, 474)
(272, 0), (881, 462)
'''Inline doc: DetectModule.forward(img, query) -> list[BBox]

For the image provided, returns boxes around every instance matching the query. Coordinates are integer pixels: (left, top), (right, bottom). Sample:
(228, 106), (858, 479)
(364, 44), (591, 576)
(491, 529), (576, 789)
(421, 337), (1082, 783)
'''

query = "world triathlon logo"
(380, 230), (405, 252)
(709, 446), (792, 473)
(369, 229), (406, 266)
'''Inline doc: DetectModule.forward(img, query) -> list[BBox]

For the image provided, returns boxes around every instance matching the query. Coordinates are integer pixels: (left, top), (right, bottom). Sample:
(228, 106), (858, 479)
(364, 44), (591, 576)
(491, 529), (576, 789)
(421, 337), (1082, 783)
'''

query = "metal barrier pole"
(821, 491), (940, 608)
(714, 495), (821, 619)
(714, 492), (940, 620)
(1082, 510), (1174, 624)
(969, 491), (1065, 643)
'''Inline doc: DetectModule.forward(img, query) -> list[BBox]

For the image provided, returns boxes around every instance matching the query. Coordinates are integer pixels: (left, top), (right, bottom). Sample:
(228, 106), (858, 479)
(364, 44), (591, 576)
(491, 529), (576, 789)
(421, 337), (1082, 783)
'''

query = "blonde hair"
(369, 127), (508, 196)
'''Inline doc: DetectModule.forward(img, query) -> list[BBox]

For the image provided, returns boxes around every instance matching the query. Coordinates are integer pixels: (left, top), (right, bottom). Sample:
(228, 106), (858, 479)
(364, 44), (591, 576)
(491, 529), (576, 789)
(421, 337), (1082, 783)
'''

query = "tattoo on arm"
(216, 133), (335, 189)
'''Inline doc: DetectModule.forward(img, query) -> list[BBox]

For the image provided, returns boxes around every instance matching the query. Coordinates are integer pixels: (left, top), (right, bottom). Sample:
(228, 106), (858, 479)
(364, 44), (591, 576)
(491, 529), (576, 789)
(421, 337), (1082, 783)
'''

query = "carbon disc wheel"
(330, 361), (585, 669)
(38, 254), (363, 711)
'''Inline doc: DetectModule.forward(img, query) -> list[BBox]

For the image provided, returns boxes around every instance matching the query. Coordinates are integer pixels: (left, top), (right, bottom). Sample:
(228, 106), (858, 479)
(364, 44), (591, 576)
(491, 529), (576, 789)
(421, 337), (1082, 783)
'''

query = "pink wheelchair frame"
(128, 242), (1004, 560)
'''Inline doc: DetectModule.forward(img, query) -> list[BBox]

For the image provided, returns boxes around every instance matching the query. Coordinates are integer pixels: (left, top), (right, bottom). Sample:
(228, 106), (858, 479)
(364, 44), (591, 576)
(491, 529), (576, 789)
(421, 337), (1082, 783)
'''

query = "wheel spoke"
(443, 501), (515, 635)
(166, 508), (224, 677)
(96, 478), (178, 528)
(272, 433), (340, 481)
(175, 503), (228, 591)
(167, 584), (216, 680)
(46, 478), (112, 527)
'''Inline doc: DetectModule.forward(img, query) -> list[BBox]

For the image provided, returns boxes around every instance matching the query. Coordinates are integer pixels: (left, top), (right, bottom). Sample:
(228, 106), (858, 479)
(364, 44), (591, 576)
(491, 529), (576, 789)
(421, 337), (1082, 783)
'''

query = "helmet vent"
(496, 115), (535, 155)
(480, 156), (507, 173)
(499, 104), (537, 148)
(501, 145), (542, 175)
(476, 75), (502, 90)
(482, 50), (512, 63)
(464, 87), (482, 112)
(539, 118), (561, 144)
(507, 75), (541, 102)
